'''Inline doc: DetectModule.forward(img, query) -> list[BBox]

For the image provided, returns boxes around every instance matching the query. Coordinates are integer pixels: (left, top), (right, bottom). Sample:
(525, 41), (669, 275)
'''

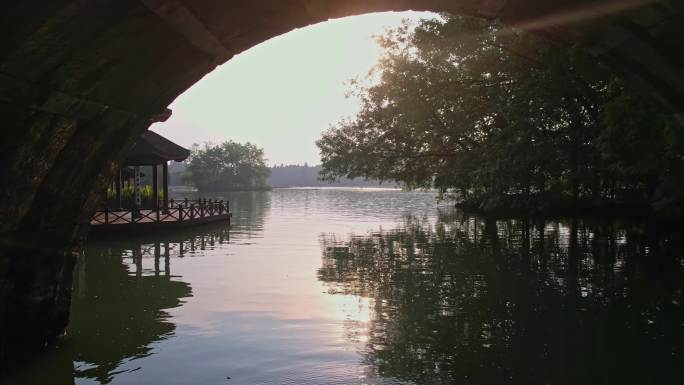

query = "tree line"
(169, 143), (390, 191)
(317, 16), (684, 218)
(269, 164), (392, 188)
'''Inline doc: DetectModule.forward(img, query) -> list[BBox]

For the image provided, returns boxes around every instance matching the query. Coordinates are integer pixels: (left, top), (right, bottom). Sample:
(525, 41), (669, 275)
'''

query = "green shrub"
(106, 185), (164, 208)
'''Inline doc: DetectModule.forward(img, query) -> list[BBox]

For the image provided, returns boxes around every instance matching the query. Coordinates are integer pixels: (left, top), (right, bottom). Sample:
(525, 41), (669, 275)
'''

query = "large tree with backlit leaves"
(317, 16), (683, 214)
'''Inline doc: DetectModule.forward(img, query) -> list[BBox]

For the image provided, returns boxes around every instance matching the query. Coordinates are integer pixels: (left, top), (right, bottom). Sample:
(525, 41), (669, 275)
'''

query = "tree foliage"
(317, 16), (683, 215)
(187, 141), (270, 192)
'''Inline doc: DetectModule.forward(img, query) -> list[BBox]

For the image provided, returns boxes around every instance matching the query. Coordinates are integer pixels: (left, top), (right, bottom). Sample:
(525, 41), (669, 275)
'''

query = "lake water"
(4, 188), (683, 385)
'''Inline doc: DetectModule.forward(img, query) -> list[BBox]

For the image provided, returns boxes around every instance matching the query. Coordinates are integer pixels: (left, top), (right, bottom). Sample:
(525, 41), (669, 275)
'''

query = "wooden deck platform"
(90, 199), (231, 236)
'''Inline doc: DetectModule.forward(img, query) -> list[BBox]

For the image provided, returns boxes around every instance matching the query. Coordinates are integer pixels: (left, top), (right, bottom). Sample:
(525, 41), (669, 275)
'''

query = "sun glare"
(152, 11), (436, 166)
(331, 294), (373, 323)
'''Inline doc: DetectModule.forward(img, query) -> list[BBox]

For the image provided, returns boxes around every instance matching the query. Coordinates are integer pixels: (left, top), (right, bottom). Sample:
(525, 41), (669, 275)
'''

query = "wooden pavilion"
(90, 130), (230, 235)
(115, 130), (189, 211)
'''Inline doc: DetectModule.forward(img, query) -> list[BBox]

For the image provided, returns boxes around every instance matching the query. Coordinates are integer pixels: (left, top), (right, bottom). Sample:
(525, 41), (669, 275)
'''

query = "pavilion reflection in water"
(74, 223), (231, 383)
(318, 212), (684, 385)
(5, 223), (231, 385)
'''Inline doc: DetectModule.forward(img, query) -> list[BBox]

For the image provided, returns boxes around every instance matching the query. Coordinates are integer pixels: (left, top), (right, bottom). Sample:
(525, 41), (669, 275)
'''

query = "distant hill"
(268, 164), (395, 188)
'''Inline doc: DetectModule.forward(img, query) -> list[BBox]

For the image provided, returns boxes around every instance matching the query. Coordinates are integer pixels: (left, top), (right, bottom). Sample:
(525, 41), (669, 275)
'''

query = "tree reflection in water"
(319, 212), (684, 385)
(185, 191), (270, 241)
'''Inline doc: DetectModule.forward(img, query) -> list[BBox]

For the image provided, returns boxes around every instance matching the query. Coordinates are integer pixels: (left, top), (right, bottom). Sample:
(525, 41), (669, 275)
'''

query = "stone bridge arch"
(1, 0), (682, 358)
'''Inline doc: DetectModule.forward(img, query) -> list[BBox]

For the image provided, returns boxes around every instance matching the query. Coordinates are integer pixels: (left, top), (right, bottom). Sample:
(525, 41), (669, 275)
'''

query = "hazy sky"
(151, 11), (435, 166)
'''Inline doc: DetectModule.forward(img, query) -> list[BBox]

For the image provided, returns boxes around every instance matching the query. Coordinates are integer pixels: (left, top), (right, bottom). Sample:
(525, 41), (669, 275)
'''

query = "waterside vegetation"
(185, 141), (271, 192)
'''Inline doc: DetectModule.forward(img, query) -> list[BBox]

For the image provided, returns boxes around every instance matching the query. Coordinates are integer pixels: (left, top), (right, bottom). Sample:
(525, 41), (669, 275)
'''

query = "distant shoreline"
(171, 185), (407, 192)
(272, 186), (404, 191)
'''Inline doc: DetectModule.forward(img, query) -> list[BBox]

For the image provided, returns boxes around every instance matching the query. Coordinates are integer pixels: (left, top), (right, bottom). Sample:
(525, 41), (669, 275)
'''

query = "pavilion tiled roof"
(123, 130), (190, 165)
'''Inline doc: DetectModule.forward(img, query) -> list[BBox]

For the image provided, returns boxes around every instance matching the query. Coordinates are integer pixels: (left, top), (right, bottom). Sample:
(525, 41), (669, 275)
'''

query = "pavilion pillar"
(133, 166), (141, 215)
(116, 168), (122, 208)
(152, 164), (159, 210)
(163, 161), (169, 211)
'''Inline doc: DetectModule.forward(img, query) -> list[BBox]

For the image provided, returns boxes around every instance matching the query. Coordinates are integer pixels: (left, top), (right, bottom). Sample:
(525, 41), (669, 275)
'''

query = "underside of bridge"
(0, 0), (682, 360)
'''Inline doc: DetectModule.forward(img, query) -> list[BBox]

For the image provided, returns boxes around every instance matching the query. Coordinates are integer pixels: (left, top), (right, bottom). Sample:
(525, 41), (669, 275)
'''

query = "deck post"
(163, 161), (169, 212)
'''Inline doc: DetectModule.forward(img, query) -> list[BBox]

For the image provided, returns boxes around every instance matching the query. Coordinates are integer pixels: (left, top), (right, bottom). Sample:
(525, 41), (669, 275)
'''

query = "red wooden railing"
(91, 199), (229, 226)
